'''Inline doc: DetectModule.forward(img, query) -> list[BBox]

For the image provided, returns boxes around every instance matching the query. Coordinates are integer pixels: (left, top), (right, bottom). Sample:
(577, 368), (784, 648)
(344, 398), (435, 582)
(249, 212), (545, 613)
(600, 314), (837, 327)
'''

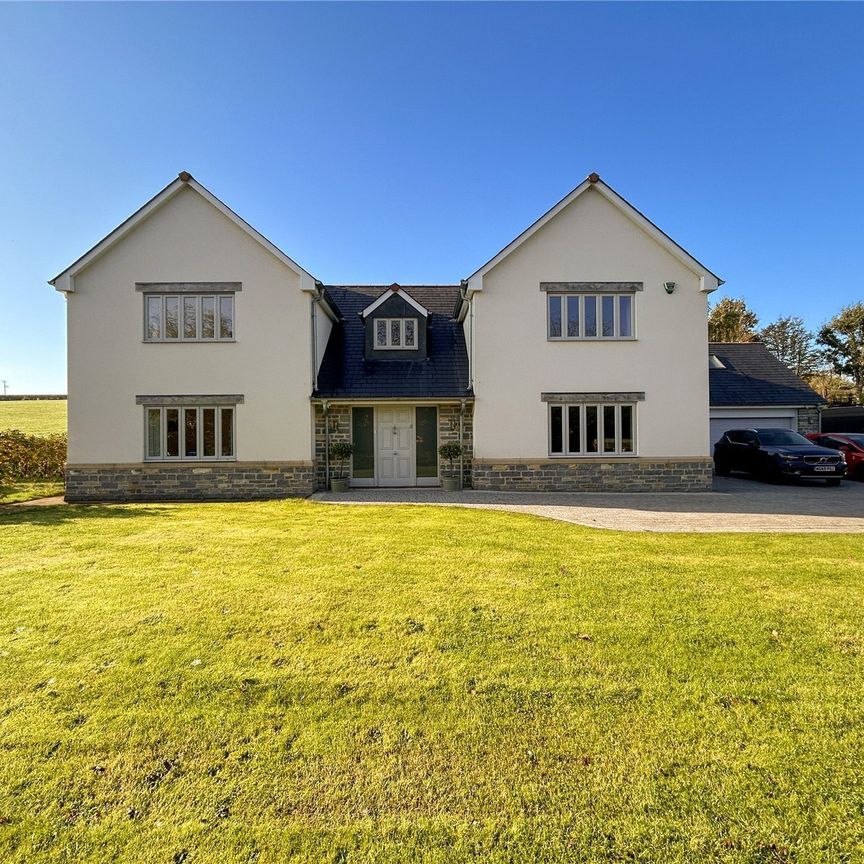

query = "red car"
(807, 433), (864, 479)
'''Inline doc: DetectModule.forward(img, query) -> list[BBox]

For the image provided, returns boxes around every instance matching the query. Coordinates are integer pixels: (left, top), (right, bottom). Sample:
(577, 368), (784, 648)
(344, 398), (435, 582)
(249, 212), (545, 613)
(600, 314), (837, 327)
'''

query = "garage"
(708, 342), (825, 452)
(709, 410), (795, 450)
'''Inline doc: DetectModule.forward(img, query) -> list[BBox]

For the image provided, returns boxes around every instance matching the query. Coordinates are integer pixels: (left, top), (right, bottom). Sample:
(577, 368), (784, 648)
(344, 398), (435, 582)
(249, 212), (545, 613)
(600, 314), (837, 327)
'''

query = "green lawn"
(0, 480), (64, 505)
(0, 400), (67, 502)
(0, 501), (862, 863)
(0, 399), (67, 436)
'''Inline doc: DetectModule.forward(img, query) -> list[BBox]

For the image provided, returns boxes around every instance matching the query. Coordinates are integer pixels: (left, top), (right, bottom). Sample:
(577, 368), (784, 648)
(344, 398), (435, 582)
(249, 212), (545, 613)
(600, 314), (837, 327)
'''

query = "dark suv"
(714, 428), (846, 485)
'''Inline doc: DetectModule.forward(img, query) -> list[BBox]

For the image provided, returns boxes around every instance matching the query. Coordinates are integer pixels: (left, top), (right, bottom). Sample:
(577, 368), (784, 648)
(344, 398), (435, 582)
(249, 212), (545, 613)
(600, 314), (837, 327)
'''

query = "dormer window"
(362, 285), (429, 360)
(375, 317), (417, 350)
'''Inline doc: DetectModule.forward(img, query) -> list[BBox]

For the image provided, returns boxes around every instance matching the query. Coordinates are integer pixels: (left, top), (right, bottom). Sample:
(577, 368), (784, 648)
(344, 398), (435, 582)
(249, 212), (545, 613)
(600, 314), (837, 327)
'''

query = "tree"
(758, 316), (821, 378)
(806, 368), (855, 404)
(708, 298), (759, 343)
(818, 303), (864, 403)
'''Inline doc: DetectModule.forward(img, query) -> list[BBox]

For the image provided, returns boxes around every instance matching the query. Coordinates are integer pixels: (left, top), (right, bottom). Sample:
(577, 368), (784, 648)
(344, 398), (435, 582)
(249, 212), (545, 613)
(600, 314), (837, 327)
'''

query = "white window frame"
(144, 294), (235, 342)
(548, 402), (637, 457)
(547, 293), (635, 341)
(143, 405), (237, 461)
(373, 317), (419, 350)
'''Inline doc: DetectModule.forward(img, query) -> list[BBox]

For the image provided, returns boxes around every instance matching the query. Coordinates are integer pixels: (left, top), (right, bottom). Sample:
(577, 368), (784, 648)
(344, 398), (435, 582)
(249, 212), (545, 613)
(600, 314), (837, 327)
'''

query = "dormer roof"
(360, 284), (429, 318)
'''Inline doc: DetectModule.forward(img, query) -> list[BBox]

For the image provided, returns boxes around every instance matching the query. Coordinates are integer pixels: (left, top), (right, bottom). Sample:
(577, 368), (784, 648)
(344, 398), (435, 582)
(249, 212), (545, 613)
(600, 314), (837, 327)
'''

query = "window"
(144, 294), (234, 342)
(416, 407), (438, 478)
(145, 405), (235, 460)
(756, 430), (810, 447)
(547, 294), (634, 340)
(726, 430), (757, 445)
(549, 403), (636, 455)
(373, 317), (418, 350)
(351, 407), (375, 480)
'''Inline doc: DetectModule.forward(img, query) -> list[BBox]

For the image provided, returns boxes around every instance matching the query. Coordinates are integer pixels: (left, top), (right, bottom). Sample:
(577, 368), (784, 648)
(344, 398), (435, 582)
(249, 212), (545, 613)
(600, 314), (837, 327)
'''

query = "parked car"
(806, 433), (864, 479)
(714, 428), (846, 485)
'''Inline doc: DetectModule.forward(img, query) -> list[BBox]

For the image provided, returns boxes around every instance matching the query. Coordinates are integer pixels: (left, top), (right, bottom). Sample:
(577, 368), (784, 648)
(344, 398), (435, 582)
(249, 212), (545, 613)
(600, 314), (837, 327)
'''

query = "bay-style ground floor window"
(138, 396), (240, 460)
(545, 394), (641, 456)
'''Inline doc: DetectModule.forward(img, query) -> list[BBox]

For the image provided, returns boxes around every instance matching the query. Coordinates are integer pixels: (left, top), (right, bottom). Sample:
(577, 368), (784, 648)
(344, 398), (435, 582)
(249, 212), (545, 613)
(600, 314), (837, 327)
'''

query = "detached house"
(51, 171), (723, 501)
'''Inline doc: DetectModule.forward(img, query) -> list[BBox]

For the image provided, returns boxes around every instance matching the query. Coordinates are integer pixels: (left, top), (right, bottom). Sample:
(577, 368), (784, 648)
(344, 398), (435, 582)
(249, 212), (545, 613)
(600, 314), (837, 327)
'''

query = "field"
(0, 399), (67, 436)
(0, 400), (67, 503)
(1, 499), (862, 862)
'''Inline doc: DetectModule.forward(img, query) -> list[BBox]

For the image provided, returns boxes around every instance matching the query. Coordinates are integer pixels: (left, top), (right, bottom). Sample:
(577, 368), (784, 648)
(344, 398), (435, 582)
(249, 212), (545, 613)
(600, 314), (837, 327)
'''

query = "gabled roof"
(709, 342), (825, 408)
(465, 173), (723, 293)
(314, 285), (471, 400)
(49, 172), (318, 293)
(360, 284), (429, 318)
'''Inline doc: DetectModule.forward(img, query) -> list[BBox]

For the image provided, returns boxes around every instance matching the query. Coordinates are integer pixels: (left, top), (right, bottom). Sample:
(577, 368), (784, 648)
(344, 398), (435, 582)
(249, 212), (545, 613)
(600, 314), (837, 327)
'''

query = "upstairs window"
(547, 293), (634, 340)
(374, 317), (418, 350)
(145, 294), (234, 342)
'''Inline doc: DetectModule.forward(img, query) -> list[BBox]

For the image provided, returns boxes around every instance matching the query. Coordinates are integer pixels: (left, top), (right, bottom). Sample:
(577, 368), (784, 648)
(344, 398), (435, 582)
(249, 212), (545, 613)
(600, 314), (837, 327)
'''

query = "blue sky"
(1, 2), (863, 393)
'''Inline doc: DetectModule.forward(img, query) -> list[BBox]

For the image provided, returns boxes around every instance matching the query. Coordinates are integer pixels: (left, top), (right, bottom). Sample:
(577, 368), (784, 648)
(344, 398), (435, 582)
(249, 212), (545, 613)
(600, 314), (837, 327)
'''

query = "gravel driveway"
(312, 475), (864, 533)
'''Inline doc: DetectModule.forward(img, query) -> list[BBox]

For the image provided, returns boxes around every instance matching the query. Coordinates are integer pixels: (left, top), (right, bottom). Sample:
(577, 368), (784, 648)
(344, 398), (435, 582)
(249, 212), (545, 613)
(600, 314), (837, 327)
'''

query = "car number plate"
(813, 466), (834, 472)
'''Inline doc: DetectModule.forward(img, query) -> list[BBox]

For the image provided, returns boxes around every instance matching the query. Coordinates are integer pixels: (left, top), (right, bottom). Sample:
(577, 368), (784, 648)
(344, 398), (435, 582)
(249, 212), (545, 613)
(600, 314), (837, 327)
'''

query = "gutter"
(310, 396), (474, 405)
(311, 285), (321, 392)
(458, 398), (468, 490)
(310, 282), (341, 393)
(459, 280), (474, 391)
(322, 399), (330, 489)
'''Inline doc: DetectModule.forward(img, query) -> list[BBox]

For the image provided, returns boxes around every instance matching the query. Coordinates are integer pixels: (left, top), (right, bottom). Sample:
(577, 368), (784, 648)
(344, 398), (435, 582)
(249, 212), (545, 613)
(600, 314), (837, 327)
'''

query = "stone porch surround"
(472, 458), (714, 492)
(313, 403), (474, 490)
(64, 462), (315, 502)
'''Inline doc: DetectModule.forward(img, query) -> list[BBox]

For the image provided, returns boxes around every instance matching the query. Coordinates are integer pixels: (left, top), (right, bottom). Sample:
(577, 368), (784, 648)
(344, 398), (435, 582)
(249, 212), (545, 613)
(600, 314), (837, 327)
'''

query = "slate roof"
(709, 342), (825, 407)
(314, 285), (472, 399)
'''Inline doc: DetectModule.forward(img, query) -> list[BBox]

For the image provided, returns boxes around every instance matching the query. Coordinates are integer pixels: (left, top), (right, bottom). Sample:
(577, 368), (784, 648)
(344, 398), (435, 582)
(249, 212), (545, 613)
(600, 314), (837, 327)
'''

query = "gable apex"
(49, 172), (318, 293)
(465, 174), (723, 294)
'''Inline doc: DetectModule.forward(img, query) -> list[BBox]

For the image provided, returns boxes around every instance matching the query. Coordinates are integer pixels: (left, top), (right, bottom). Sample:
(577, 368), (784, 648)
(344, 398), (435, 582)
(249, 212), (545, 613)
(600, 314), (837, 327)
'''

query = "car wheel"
(825, 478), (842, 487)
(714, 461), (731, 476)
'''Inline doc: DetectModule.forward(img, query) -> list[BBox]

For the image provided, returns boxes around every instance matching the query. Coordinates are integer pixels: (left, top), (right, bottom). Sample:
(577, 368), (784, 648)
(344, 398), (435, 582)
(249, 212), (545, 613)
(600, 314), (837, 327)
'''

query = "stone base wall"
(472, 458), (714, 492)
(796, 407), (821, 435)
(65, 462), (315, 502)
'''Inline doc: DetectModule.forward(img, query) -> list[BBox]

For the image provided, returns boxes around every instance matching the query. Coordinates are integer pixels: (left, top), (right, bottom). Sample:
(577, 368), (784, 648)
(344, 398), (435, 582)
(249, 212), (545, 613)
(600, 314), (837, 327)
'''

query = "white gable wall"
(66, 185), (313, 464)
(471, 187), (711, 459)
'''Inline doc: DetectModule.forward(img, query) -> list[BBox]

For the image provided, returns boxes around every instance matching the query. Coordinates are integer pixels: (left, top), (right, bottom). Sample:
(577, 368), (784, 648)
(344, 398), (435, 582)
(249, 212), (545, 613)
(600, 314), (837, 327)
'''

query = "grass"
(0, 500), (862, 863)
(0, 480), (64, 505)
(0, 399), (67, 436)
(0, 399), (67, 502)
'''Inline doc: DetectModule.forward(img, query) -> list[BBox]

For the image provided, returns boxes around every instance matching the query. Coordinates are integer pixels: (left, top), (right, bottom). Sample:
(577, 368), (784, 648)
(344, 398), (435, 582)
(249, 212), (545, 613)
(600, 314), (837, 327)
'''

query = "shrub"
(0, 430), (67, 482)
(330, 441), (354, 480)
(438, 442), (463, 478)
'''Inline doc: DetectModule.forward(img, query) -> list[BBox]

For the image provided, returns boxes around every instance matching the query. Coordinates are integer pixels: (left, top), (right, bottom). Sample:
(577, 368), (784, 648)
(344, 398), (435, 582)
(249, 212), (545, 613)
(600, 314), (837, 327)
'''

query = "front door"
(377, 408), (415, 485)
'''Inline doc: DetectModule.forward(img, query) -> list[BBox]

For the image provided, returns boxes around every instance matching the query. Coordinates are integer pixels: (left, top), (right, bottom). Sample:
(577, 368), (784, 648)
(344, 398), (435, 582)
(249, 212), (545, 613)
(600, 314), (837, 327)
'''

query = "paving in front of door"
(311, 476), (864, 533)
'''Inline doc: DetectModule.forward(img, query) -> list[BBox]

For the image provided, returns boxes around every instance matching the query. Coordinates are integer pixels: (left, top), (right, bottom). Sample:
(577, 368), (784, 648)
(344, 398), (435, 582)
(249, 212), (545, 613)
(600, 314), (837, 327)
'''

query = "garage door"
(709, 414), (795, 450)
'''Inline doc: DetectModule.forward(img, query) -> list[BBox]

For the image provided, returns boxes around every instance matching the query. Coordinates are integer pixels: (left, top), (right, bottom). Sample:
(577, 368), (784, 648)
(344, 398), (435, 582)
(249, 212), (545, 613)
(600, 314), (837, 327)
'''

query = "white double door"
(377, 407), (415, 486)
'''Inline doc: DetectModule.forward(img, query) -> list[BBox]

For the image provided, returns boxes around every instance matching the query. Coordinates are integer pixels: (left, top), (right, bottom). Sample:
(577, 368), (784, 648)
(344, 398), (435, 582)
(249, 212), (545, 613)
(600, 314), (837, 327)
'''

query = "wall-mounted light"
(664, 281), (676, 295)
(329, 416), (341, 433)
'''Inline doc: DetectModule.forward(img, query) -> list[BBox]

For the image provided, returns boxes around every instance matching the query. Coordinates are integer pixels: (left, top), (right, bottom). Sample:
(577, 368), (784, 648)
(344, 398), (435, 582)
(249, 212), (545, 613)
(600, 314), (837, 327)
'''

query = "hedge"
(0, 430), (67, 482)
